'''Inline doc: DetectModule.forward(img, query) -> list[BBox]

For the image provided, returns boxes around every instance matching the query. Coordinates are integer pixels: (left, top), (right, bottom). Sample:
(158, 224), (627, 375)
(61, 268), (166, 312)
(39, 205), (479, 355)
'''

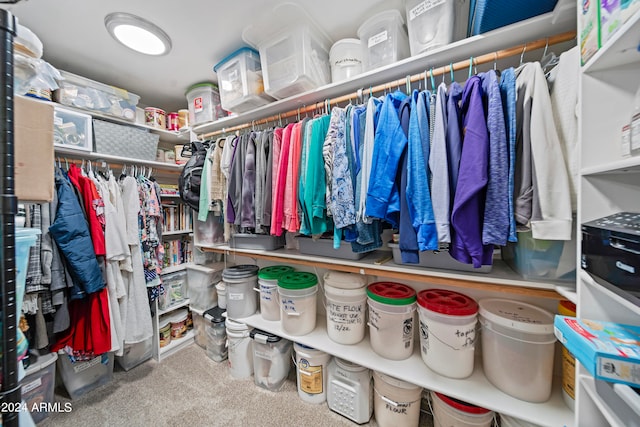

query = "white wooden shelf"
(555, 284), (578, 304)
(159, 193), (181, 198)
(160, 264), (190, 275)
(235, 313), (573, 427)
(204, 244), (567, 299)
(162, 229), (193, 237)
(191, 11), (575, 136)
(55, 146), (182, 171)
(158, 298), (191, 316)
(582, 9), (640, 73)
(581, 156), (640, 176)
(158, 329), (195, 361)
(580, 375), (628, 427)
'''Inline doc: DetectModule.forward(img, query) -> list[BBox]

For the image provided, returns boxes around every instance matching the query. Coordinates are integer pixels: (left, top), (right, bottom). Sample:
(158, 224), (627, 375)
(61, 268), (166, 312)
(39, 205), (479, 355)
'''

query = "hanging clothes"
(327, 107), (356, 232)
(499, 67), (519, 243)
(67, 163), (106, 257)
(357, 96), (382, 225)
(272, 123), (295, 235)
(255, 132), (271, 233)
(399, 91), (419, 263)
(446, 82), (464, 199)
(241, 131), (257, 228)
(430, 82), (451, 244)
(450, 75), (493, 268)
(303, 115), (331, 236)
(284, 123), (302, 232)
(227, 134), (243, 226)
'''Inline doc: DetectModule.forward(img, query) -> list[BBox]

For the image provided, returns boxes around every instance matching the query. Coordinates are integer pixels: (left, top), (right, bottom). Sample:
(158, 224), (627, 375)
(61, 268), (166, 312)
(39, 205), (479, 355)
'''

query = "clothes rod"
(201, 30), (576, 139)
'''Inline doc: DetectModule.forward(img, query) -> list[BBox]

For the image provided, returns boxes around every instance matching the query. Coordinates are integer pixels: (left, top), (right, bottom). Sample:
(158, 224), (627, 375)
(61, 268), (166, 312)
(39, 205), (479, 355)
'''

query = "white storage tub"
(357, 9), (410, 71)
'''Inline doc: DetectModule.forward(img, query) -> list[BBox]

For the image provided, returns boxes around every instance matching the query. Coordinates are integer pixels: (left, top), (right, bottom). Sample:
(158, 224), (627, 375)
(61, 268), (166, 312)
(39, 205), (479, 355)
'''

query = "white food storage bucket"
(278, 272), (318, 336)
(185, 82), (223, 125)
(417, 289), (478, 379)
(479, 298), (556, 403)
(226, 318), (253, 379)
(258, 265), (295, 321)
(250, 328), (292, 391)
(329, 38), (363, 83)
(372, 371), (422, 427)
(215, 281), (226, 309)
(357, 9), (410, 72)
(323, 270), (368, 345)
(405, 0), (455, 55)
(294, 343), (331, 404)
(367, 282), (417, 360)
(327, 358), (373, 424)
(223, 265), (259, 319)
(430, 391), (494, 427)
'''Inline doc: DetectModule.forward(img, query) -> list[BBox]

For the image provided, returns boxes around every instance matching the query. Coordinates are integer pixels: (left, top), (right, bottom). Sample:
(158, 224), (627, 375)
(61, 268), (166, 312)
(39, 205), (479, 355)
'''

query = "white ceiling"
(5, 0), (404, 112)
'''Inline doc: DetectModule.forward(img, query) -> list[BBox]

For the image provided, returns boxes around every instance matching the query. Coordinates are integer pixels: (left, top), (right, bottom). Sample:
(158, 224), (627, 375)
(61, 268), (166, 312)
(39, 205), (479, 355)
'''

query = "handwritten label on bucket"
(329, 303), (363, 332)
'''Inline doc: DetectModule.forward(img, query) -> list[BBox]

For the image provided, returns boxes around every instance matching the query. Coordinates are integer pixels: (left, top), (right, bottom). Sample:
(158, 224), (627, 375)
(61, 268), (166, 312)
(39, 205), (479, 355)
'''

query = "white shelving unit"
(158, 329), (195, 362)
(577, 8), (640, 427)
(162, 229), (193, 236)
(158, 298), (191, 317)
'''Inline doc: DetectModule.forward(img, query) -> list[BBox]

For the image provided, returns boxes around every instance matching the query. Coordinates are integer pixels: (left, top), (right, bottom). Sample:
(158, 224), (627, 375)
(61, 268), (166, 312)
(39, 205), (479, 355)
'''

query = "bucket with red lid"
(366, 282), (417, 360)
(417, 289), (478, 379)
(430, 391), (494, 427)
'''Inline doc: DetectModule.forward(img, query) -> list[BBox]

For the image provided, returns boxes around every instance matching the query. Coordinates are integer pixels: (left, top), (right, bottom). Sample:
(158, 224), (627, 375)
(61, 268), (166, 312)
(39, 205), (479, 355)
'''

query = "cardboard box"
(15, 96), (54, 202)
(554, 315), (640, 388)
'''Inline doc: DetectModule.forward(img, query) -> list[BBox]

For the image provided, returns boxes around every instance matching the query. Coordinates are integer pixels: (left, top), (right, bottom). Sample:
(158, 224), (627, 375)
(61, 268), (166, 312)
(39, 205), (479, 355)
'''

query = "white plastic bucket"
(258, 265), (294, 321)
(226, 319), (253, 379)
(223, 265), (259, 319)
(500, 414), (542, 427)
(329, 38), (363, 83)
(278, 272), (318, 336)
(324, 270), (368, 345)
(479, 298), (556, 403)
(215, 281), (226, 309)
(417, 289), (478, 379)
(372, 371), (422, 427)
(294, 343), (331, 404)
(430, 391), (493, 427)
(367, 282), (417, 360)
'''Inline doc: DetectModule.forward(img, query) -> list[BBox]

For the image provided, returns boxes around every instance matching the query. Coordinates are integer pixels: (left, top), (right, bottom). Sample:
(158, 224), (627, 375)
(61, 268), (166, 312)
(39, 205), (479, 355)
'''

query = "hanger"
(468, 56), (474, 79)
(429, 68), (436, 92)
(520, 44), (527, 66)
(450, 62), (454, 83)
(405, 75), (411, 95)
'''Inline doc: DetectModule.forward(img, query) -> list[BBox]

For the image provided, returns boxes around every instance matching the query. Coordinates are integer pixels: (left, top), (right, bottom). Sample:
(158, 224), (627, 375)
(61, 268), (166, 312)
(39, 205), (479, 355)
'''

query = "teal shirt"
(303, 115), (331, 236)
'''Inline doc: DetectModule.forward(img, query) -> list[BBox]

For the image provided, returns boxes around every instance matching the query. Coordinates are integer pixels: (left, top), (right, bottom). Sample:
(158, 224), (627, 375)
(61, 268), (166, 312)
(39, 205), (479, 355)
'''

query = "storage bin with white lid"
(323, 270), (368, 345)
(21, 352), (57, 423)
(249, 328), (291, 391)
(186, 263), (222, 311)
(357, 9), (410, 72)
(478, 298), (556, 403)
(329, 38), (363, 83)
(405, 0), (455, 55)
(185, 82), (224, 125)
(213, 47), (275, 113)
(204, 306), (227, 362)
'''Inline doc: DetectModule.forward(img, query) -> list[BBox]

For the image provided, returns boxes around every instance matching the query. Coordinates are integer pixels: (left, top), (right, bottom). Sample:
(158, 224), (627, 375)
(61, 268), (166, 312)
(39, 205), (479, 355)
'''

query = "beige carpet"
(39, 343), (436, 427)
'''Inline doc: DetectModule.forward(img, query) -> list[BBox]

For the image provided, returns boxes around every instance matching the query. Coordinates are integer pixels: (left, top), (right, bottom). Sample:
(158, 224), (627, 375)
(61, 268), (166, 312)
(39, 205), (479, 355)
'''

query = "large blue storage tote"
(468, 0), (559, 35)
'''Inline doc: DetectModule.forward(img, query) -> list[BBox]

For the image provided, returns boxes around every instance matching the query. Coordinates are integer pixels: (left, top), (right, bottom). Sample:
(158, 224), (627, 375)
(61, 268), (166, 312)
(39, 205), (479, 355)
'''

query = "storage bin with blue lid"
(213, 47), (275, 113)
(468, 0), (559, 36)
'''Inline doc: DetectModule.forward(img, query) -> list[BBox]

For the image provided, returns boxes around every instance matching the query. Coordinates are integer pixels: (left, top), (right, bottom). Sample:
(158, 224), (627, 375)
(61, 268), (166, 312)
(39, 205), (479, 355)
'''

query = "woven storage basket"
(92, 119), (159, 161)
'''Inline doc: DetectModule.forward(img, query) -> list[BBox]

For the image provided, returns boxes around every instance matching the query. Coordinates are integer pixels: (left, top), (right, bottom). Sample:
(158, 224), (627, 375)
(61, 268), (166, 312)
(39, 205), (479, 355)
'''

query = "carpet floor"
(38, 343), (436, 427)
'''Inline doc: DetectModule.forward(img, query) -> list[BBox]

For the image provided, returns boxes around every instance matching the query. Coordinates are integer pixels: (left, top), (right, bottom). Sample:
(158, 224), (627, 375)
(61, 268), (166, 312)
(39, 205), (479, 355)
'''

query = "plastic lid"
(223, 264), (259, 279)
(204, 306), (226, 323)
(277, 272), (318, 290)
(258, 265), (295, 280)
(433, 392), (491, 414)
(329, 38), (362, 57)
(357, 9), (405, 38)
(373, 371), (420, 390)
(558, 300), (576, 316)
(185, 82), (219, 96)
(367, 282), (416, 305)
(159, 317), (172, 328)
(335, 357), (367, 372)
(169, 309), (188, 323)
(478, 298), (554, 334)
(214, 47), (260, 72)
(249, 328), (282, 343)
(323, 270), (367, 289)
(417, 289), (478, 316)
(225, 318), (249, 331)
(15, 23), (43, 58)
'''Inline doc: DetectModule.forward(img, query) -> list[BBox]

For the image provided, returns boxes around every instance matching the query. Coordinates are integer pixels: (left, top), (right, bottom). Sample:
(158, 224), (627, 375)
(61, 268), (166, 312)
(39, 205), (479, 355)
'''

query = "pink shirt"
(271, 124), (294, 235)
(284, 122), (302, 232)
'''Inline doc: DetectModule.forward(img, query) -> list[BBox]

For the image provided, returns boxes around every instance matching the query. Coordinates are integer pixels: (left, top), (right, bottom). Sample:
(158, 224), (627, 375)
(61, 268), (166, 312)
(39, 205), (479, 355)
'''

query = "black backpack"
(178, 140), (209, 211)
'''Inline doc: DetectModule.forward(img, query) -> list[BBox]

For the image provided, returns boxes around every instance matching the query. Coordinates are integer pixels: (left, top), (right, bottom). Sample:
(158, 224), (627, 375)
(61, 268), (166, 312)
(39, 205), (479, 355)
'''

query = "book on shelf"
(159, 183), (179, 196)
(554, 315), (640, 388)
(162, 203), (192, 233)
(162, 238), (193, 268)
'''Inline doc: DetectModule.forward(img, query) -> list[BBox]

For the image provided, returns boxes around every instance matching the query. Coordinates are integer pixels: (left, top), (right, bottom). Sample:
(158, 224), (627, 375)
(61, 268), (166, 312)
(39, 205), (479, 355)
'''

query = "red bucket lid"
(435, 392), (491, 414)
(417, 289), (478, 316)
(366, 282), (416, 305)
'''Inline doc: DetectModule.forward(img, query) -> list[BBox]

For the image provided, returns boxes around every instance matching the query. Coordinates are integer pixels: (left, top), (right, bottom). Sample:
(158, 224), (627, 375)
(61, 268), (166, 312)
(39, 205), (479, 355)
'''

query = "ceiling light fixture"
(104, 12), (171, 56)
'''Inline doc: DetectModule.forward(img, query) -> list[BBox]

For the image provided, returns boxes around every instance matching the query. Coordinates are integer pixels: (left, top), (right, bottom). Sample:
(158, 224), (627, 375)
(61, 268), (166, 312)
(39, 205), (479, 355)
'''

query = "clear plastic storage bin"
(257, 24), (331, 99)
(158, 270), (187, 311)
(186, 263), (222, 311)
(357, 10), (410, 72)
(21, 352), (57, 424)
(185, 82), (224, 125)
(214, 47), (274, 113)
(405, 0), (455, 55)
(193, 212), (224, 247)
(53, 106), (92, 151)
(329, 38), (363, 83)
(57, 352), (114, 399)
(115, 337), (153, 371)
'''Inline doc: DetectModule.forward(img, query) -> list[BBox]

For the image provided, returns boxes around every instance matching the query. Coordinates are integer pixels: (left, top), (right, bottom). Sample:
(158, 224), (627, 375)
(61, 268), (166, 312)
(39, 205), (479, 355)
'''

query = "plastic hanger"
(468, 57), (474, 79)
(450, 62), (454, 83)
(429, 68), (436, 92)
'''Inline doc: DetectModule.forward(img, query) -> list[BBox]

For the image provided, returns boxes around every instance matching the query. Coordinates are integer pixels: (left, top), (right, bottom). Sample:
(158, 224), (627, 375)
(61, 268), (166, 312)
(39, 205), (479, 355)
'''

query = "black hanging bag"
(178, 140), (209, 211)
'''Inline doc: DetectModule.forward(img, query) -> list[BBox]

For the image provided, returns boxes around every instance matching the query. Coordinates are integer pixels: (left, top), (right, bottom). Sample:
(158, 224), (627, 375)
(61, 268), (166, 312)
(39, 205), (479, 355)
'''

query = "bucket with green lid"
(366, 282), (417, 360)
(277, 272), (318, 336)
(258, 265), (295, 321)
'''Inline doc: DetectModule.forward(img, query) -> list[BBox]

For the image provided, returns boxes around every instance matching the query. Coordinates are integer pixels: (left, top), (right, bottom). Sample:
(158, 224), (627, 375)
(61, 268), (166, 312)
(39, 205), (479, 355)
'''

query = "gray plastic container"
(388, 242), (492, 273)
(229, 233), (285, 250)
(297, 236), (371, 260)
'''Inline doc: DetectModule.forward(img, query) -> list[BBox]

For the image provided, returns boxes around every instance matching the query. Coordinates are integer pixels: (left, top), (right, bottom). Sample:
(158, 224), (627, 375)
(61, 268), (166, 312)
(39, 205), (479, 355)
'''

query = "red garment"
(52, 288), (112, 356)
(67, 164), (106, 256)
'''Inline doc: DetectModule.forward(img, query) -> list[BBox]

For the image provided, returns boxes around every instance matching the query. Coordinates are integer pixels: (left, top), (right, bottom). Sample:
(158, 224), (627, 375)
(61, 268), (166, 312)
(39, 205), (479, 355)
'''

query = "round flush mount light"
(105, 12), (172, 56)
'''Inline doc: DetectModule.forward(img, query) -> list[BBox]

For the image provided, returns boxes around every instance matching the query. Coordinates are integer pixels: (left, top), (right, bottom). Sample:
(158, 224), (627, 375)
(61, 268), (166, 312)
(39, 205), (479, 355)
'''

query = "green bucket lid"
(258, 265), (294, 280)
(367, 282), (416, 305)
(185, 82), (218, 95)
(277, 272), (318, 290)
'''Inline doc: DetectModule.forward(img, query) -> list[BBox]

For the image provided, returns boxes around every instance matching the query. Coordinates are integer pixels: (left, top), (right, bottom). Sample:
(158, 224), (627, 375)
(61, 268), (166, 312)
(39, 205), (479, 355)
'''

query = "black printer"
(582, 212), (640, 298)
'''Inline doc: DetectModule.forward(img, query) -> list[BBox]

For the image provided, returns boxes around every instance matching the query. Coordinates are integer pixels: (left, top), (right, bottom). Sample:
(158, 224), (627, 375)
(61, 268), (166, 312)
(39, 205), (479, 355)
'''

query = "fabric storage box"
(93, 119), (159, 161)
(57, 352), (114, 399)
(468, 0), (559, 36)
(229, 233), (285, 250)
(158, 270), (187, 311)
(186, 263), (222, 311)
(115, 337), (153, 371)
(21, 352), (57, 423)
(405, 0), (456, 55)
(501, 230), (576, 282)
(296, 236), (371, 260)
(254, 24), (331, 99)
(54, 70), (139, 121)
(193, 212), (225, 247)
(214, 47), (274, 113)
(357, 10), (410, 72)
(53, 106), (92, 151)
(185, 82), (224, 125)
(388, 242), (492, 273)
